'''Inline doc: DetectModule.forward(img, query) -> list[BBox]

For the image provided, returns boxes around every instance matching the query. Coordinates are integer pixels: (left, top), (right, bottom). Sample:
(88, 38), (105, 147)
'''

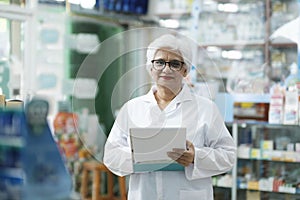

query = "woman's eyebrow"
(153, 58), (183, 61)
(153, 57), (164, 60)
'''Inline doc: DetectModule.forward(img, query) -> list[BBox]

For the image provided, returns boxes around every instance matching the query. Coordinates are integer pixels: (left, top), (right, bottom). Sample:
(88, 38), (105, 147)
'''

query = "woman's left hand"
(167, 140), (195, 167)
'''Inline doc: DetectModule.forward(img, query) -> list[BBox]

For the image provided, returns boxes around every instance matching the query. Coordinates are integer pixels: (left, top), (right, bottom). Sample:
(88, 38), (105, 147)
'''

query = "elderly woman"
(103, 34), (236, 200)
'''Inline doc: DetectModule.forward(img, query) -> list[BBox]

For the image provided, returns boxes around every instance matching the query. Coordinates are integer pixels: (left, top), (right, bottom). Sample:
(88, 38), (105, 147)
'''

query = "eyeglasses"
(151, 59), (185, 71)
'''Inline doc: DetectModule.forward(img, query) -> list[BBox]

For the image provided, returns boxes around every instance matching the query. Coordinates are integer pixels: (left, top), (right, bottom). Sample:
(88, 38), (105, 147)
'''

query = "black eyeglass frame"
(151, 59), (185, 71)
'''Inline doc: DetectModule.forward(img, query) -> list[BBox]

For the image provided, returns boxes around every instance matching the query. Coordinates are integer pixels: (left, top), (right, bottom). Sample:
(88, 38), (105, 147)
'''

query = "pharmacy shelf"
(238, 156), (300, 164)
(223, 122), (300, 200)
(0, 167), (24, 179)
(237, 187), (300, 195)
(234, 123), (300, 200)
(199, 40), (266, 48)
(0, 135), (24, 148)
(232, 93), (270, 103)
(195, 0), (299, 89)
(69, 3), (156, 26)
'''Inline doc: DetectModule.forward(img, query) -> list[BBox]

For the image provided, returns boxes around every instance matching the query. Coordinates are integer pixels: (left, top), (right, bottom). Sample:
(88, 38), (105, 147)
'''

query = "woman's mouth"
(160, 76), (173, 80)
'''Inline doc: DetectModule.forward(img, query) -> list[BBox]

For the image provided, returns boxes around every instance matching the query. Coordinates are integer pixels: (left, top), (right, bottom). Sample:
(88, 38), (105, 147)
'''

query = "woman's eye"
(155, 60), (165, 65)
(171, 61), (181, 68)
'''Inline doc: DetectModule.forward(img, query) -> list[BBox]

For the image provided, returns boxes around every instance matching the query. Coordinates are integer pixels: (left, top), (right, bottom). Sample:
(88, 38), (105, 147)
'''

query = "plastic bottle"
(284, 62), (299, 89)
(190, 65), (197, 84)
(79, 108), (89, 134)
(53, 101), (79, 159)
(0, 88), (5, 110)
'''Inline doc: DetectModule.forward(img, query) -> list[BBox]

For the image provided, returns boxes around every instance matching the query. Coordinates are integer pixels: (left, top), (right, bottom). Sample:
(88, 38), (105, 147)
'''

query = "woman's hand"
(167, 140), (195, 167)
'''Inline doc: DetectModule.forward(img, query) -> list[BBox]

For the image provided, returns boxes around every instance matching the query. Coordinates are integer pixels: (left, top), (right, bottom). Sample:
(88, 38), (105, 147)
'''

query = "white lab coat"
(104, 84), (236, 200)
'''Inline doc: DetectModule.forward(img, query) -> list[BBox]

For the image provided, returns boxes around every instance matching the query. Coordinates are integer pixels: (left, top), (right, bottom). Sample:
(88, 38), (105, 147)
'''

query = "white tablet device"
(129, 127), (186, 172)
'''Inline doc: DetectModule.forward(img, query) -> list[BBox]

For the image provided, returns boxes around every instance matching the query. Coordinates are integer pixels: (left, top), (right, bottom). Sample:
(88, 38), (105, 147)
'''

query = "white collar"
(141, 83), (193, 105)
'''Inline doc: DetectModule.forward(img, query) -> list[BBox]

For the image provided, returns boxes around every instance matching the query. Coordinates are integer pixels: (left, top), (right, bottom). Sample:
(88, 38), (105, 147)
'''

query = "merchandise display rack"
(0, 110), (26, 200)
(67, 1), (157, 27)
(194, 0), (298, 85)
(0, 100), (72, 200)
(234, 122), (300, 199)
(213, 122), (300, 200)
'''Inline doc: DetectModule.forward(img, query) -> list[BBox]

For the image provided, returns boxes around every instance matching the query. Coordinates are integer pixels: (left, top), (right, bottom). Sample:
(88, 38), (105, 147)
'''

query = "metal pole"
(231, 122), (238, 200)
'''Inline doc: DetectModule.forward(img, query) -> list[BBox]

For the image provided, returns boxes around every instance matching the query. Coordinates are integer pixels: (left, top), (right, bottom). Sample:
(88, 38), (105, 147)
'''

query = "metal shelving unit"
(0, 0), (38, 101)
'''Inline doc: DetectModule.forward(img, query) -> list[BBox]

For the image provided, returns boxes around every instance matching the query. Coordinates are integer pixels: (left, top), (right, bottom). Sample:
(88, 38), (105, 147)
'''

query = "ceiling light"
(159, 19), (180, 29)
(222, 50), (242, 59)
(218, 3), (239, 13)
(80, 0), (96, 9)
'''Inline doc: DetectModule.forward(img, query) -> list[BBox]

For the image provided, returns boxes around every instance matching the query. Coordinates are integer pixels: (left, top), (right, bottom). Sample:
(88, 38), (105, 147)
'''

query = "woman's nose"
(162, 62), (172, 72)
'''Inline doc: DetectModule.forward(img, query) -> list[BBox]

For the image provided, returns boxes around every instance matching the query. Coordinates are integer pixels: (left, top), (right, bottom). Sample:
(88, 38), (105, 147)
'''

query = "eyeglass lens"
(152, 60), (183, 71)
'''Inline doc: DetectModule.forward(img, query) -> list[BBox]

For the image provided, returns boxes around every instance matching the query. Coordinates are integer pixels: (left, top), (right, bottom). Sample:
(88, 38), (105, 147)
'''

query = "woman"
(103, 34), (236, 200)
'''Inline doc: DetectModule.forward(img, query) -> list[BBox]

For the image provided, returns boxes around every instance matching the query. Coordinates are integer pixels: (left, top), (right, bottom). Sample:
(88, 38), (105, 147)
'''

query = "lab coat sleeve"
(103, 104), (133, 177)
(185, 102), (237, 180)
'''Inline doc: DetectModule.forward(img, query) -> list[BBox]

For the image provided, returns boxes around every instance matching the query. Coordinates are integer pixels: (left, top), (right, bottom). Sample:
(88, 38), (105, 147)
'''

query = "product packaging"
(269, 94), (284, 124)
(283, 89), (299, 125)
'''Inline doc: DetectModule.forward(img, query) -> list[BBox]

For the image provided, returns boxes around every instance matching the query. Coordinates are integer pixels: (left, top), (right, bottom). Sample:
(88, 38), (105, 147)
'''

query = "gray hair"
(146, 34), (193, 74)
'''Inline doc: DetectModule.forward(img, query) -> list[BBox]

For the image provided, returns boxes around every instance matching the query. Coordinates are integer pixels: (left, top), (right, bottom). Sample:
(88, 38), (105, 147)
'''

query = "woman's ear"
(183, 68), (188, 77)
(150, 67), (154, 77)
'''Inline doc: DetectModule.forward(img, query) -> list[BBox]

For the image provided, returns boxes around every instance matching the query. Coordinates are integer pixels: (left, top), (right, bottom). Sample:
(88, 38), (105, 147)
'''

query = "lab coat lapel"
(164, 84), (193, 113)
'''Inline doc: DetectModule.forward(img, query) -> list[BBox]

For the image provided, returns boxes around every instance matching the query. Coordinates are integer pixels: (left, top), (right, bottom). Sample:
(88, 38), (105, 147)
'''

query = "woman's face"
(150, 49), (187, 92)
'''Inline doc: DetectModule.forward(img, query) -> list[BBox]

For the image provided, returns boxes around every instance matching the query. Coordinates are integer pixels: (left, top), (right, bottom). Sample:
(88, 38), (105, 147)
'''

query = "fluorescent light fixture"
(159, 19), (180, 29)
(0, 19), (8, 32)
(206, 46), (220, 52)
(218, 3), (238, 13)
(69, 0), (80, 4)
(80, 0), (96, 9)
(222, 50), (242, 60)
(203, 0), (215, 5)
(55, 0), (65, 2)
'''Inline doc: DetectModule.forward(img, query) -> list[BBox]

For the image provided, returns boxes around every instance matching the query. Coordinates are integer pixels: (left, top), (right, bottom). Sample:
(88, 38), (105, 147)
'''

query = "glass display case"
(236, 123), (300, 200)
(0, 1), (70, 119)
(214, 122), (300, 200)
(191, 0), (298, 94)
(0, 1), (36, 101)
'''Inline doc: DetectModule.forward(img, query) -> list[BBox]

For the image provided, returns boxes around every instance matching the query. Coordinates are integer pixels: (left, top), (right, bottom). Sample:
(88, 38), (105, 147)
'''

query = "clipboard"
(129, 127), (186, 172)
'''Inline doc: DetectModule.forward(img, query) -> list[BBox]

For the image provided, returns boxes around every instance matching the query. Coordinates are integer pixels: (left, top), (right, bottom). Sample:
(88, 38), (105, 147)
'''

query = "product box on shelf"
(261, 140), (274, 159)
(0, 110), (25, 200)
(250, 148), (261, 159)
(284, 90), (299, 125)
(273, 179), (285, 192)
(268, 90), (284, 124)
(259, 177), (274, 192)
(278, 185), (297, 194)
(216, 174), (233, 188)
(246, 191), (260, 200)
(234, 102), (269, 122)
(247, 180), (259, 190)
(53, 111), (79, 159)
(231, 93), (270, 122)
(237, 144), (251, 159)
(0, 94), (5, 109)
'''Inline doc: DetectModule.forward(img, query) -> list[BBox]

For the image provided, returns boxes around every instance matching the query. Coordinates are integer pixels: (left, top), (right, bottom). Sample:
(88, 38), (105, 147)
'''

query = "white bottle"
(284, 62), (299, 89)
(79, 108), (89, 134)
(283, 86), (299, 125)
